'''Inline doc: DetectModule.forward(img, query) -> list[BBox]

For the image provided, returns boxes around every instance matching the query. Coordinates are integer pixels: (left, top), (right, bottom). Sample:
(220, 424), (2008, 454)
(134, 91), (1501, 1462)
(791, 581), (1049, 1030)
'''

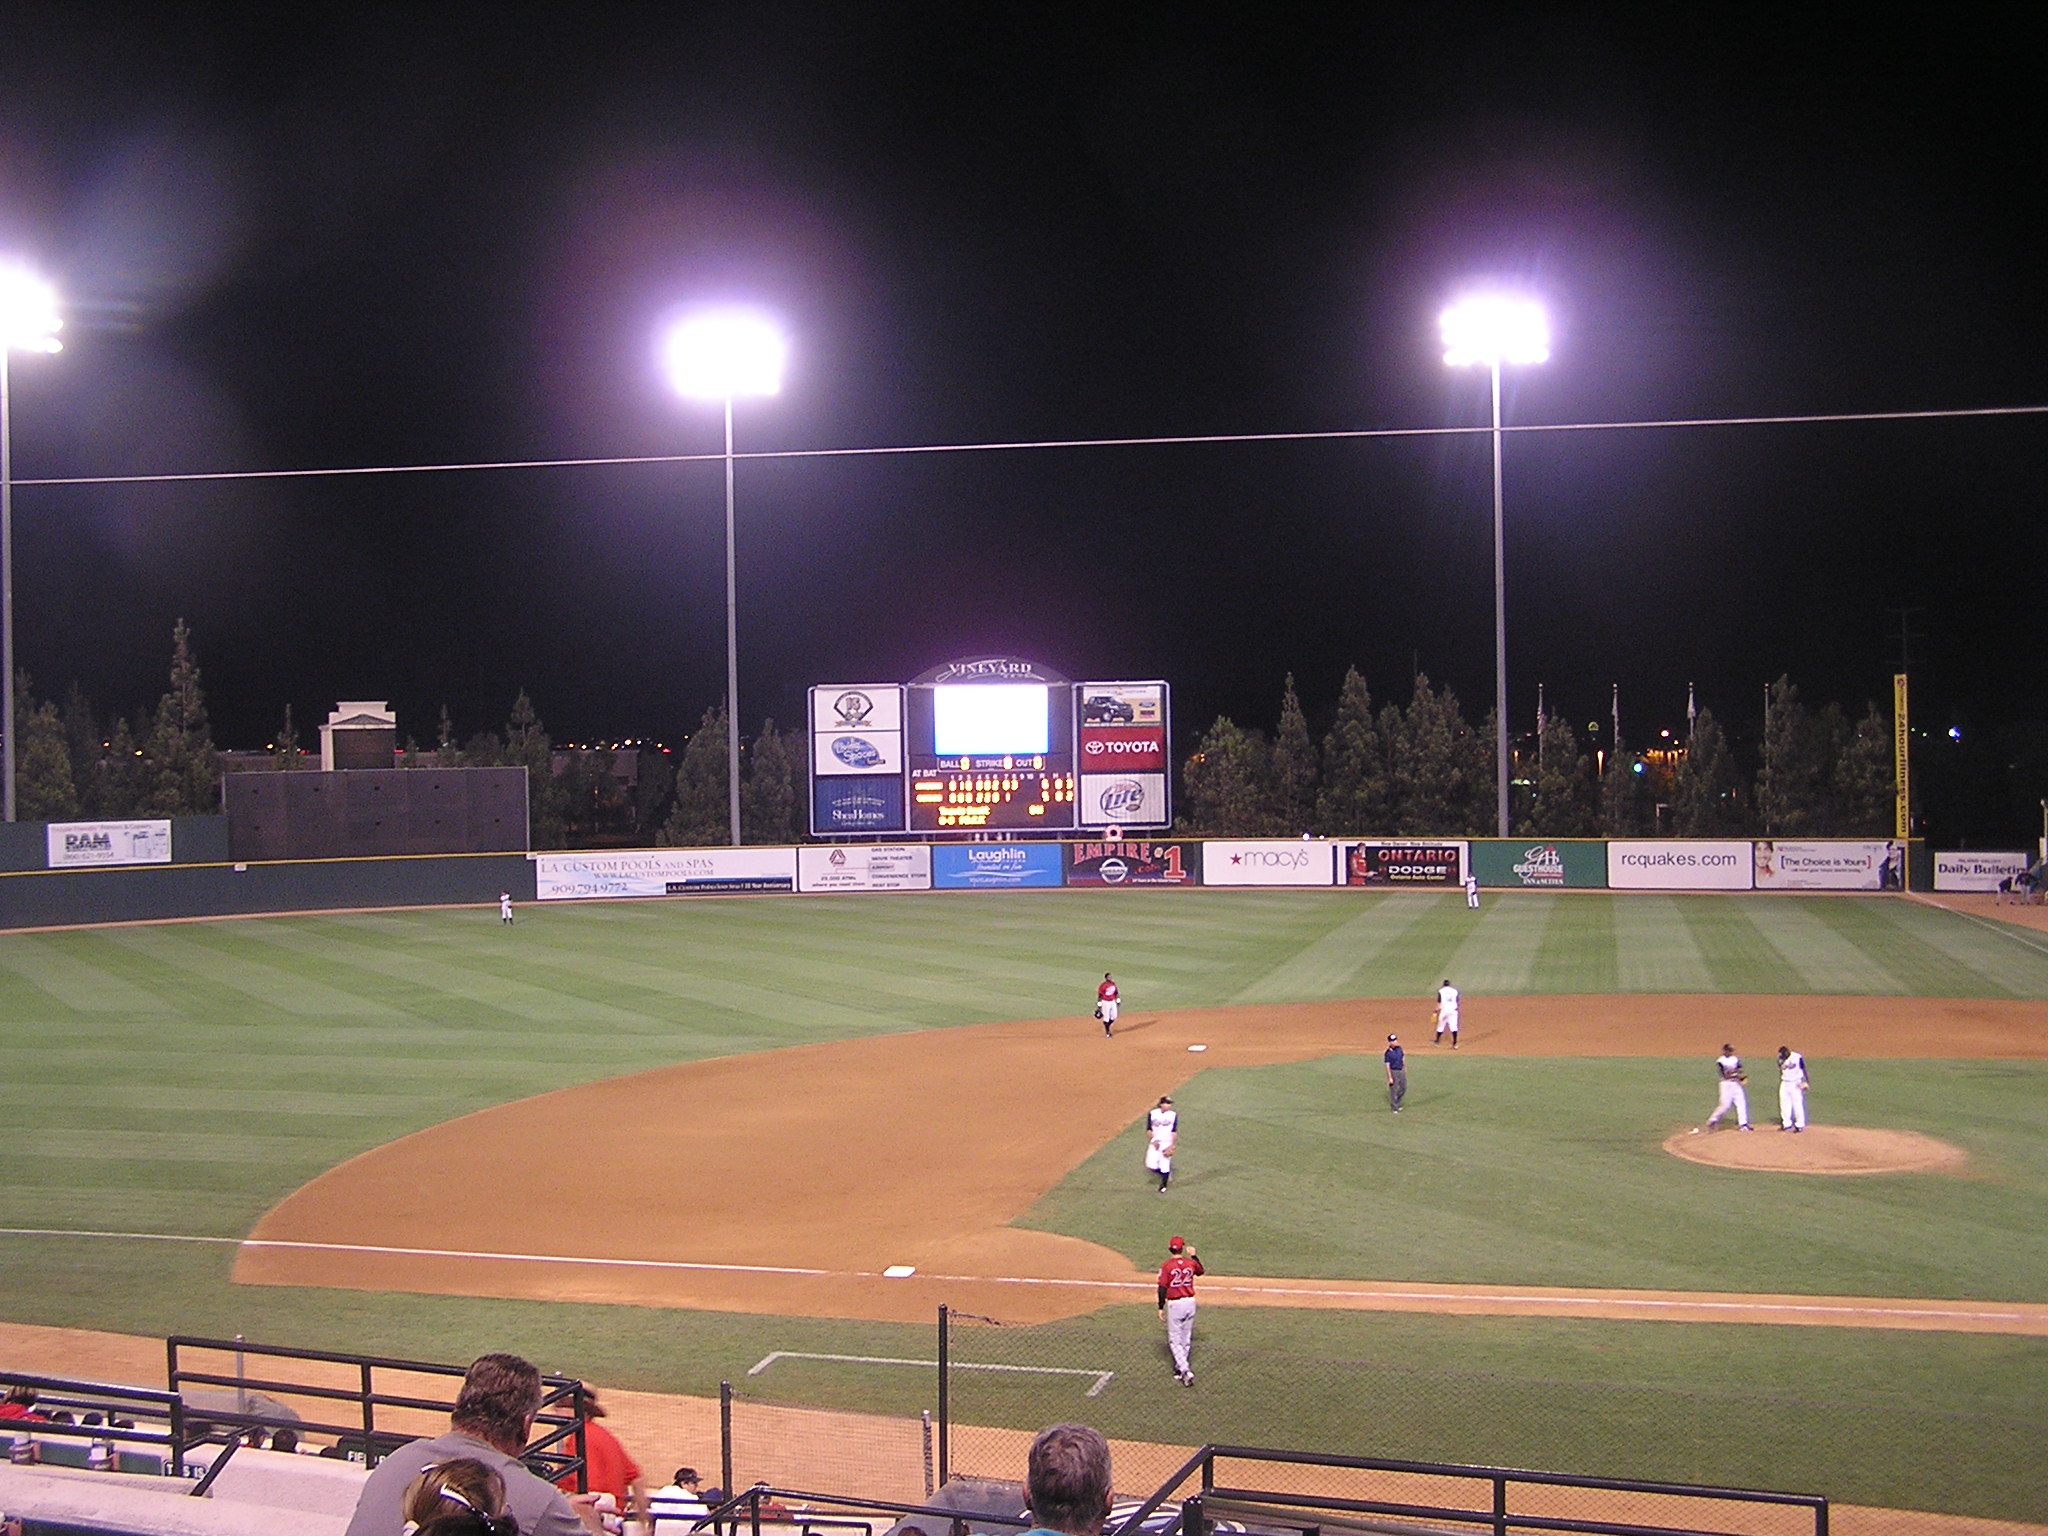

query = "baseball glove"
(1734, 1071), (1747, 1083)
(1092, 1005), (1104, 1021)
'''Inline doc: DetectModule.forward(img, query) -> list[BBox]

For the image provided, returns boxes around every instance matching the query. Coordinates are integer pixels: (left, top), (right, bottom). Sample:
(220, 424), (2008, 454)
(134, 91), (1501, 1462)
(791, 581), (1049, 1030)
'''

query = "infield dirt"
(234, 993), (2048, 1332)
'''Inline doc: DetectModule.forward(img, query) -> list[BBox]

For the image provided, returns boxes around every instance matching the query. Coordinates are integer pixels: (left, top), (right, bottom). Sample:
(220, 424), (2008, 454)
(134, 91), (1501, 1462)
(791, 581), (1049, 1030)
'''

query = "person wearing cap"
(1384, 1034), (1406, 1112)
(1156, 1236), (1203, 1386)
(1144, 1096), (1178, 1192)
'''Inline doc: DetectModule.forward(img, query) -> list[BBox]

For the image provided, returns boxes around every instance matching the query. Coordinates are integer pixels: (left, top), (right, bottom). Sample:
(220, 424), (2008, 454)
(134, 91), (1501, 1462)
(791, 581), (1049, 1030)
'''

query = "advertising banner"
(1343, 841), (1466, 886)
(1201, 840), (1336, 886)
(815, 731), (903, 776)
(1065, 839), (1200, 886)
(811, 776), (906, 835)
(1077, 683), (1164, 727)
(1077, 773), (1169, 827)
(1934, 851), (2031, 892)
(796, 843), (932, 893)
(1607, 841), (1753, 890)
(47, 820), (172, 868)
(1469, 839), (1608, 888)
(810, 685), (903, 734)
(932, 843), (1064, 889)
(536, 847), (796, 900)
(1076, 726), (1167, 774)
(1754, 840), (1905, 891)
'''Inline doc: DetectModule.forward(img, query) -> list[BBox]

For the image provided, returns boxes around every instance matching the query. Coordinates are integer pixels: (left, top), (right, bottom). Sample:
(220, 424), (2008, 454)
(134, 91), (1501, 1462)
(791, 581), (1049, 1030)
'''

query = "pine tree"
(436, 705), (462, 766)
(1316, 667), (1387, 834)
(661, 705), (731, 846)
(1599, 752), (1652, 836)
(1387, 676), (1480, 833)
(1179, 717), (1272, 835)
(1833, 702), (1895, 836)
(505, 691), (567, 849)
(97, 716), (149, 819)
(141, 620), (221, 816)
(14, 676), (78, 821)
(1757, 676), (1831, 835)
(1524, 715), (1596, 836)
(63, 684), (102, 815)
(272, 704), (304, 770)
(1269, 675), (1319, 834)
(633, 746), (677, 836)
(741, 720), (799, 845)
(1671, 707), (1747, 835)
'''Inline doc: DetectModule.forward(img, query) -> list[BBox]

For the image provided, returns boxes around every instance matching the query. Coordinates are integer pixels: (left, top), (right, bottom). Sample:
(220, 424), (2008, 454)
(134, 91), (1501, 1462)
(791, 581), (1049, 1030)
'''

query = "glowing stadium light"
(0, 262), (60, 824)
(661, 309), (785, 400)
(1440, 294), (1547, 369)
(1440, 290), (1549, 837)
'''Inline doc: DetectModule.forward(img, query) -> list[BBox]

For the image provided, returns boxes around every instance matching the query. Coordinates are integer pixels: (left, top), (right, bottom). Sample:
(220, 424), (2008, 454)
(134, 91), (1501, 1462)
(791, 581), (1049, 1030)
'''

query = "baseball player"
(1095, 973), (1120, 1037)
(1144, 1096), (1177, 1192)
(1464, 872), (1480, 909)
(1384, 1033), (1406, 1112)
(1777, 1045), (1811, 1131)
(1433, 979), (1460, 1047)
(1156, 1235), (1202, 1385)
(499, 891), (514, 925)
(1701, 1044), (1752, 1131)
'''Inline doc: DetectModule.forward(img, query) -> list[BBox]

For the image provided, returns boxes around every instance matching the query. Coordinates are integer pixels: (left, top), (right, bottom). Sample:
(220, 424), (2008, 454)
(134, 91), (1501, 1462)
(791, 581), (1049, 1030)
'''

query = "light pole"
(662, 309), (786, 846)
(1441, 294), (1548, 837)
(0, 265), (63, 823)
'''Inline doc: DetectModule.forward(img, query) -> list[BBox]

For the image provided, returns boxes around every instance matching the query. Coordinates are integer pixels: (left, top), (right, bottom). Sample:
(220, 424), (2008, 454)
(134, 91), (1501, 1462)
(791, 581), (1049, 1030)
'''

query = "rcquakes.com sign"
(1201, 840), (1337, 886)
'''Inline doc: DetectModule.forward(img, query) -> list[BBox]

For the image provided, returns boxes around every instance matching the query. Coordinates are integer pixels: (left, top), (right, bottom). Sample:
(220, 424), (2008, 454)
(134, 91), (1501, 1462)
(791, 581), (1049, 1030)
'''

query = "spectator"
(649, 1466), (711, 1528)
(1022, 1424), (1113, 1536)
(405, 1457), (517, 1536)
(0, 1387), (42, 1423)
(554, 1389), (645, 1522)
(271, 1427), (300, 1454)
(342, 1353), (602, 1536)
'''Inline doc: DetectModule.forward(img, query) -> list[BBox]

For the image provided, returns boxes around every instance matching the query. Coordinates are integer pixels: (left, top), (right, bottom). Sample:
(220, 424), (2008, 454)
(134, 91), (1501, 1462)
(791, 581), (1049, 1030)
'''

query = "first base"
(882, 1265), (916, 1278)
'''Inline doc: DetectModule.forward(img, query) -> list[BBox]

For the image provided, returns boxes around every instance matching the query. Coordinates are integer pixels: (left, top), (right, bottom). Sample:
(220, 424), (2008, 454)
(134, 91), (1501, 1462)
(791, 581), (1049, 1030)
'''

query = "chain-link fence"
(726, 1350), (936, 1505)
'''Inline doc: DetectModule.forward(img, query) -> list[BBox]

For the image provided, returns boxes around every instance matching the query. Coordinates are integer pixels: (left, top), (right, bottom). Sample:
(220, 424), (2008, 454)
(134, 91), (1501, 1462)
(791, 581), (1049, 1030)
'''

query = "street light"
(0, 264), (62, 824)
(1442, 293), (1547, 838)
(661, 308), (786, 846)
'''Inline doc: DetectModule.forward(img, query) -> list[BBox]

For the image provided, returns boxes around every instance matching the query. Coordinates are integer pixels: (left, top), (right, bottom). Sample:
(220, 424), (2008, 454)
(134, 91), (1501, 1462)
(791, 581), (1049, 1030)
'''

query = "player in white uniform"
(1096, 974), (1119, 1037)
(1144, 1096), (1177, 1192)
(1701, 1045), (1751, 1131)
(1433, 980), (1460, 1047)
(499, 891), (514, 925)
(1464, 873), (1480, 909)
(1777, 1046), (1810, 1131)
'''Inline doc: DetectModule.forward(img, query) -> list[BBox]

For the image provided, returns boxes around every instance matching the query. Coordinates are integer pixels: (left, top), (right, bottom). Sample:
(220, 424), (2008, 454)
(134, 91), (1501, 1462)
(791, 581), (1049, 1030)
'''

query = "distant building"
(319, 701), (399, 771)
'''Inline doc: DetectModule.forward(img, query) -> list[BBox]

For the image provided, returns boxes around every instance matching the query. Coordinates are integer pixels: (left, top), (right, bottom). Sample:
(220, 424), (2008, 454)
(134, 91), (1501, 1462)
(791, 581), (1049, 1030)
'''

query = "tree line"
(1178, 668), (1897, 839)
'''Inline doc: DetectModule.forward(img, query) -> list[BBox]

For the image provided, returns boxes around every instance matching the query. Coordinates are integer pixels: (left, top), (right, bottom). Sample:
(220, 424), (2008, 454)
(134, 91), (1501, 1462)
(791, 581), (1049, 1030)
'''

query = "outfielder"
(1703, 1045), (1752, 1131)
(499, 891), (514, 925)
(1145, 1096), (1177, 1191)
(1095, 973), (1119, 1037)
(1777, 1045), (1810, 1131)
(1433, 979), (1460, 1047)
(1156, 1235), (1202, 1385)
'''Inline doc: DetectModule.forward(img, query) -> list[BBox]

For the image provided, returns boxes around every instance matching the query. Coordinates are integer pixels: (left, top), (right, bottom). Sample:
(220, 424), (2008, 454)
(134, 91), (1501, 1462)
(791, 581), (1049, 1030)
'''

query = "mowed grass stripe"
(1747, 899), (1912, 993)
(0, 934), (173, 1017)
(1533, 895), (1618, 991)
(107, 925), (410, 1020)
(1440, 893), (1545, 994)
(1677, 901), (1808, 992)
(1226, 896), (1396, 1002)
(1806, 900), (2019, 998)
(1612, 896), (1714, 991)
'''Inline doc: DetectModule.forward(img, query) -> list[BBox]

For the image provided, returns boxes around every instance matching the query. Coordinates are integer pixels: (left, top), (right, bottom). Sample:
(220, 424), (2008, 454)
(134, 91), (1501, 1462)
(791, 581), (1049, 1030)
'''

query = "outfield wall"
(0, 836), (1960, 930)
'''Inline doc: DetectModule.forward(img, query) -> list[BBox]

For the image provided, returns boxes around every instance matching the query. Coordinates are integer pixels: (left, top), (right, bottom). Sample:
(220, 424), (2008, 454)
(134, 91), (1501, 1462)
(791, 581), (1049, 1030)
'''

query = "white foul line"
(748, 1350), (1114, 1397)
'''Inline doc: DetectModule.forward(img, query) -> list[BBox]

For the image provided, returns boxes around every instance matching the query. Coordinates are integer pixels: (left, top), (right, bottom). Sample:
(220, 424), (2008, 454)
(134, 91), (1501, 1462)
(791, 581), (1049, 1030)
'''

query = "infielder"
(1156, 1235), (1202, 1385)
(1433, 979), (1460, 1047)
(1702, 1045), (1752, 1131)
(1144, 1096), (1177, 1191)
(1095, 973), (1119, 1037)
(1777, 1045), (1811, 1131)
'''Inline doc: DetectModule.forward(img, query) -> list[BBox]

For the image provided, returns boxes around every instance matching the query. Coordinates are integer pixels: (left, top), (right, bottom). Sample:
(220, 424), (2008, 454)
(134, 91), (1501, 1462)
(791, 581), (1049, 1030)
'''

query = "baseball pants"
(1387, 1070), (1406, 1111)
(1707, 1081), (1748, 1128)
(1164, 1297), (1196, 1376)
(1779, 1083), (1806, 1130)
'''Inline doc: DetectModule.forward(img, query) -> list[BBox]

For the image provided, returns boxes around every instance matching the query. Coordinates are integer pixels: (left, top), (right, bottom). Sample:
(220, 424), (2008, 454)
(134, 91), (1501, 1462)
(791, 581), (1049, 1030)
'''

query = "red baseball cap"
(1168, 1236), (1185, 1252)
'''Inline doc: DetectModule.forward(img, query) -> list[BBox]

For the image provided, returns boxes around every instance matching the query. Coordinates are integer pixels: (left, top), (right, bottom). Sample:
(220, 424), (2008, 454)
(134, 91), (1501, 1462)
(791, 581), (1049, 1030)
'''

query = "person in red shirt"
(1095, 974), (1119, 1037)
(1156, 1236), (1203, 1386)
(556, 1391), (644, 1524)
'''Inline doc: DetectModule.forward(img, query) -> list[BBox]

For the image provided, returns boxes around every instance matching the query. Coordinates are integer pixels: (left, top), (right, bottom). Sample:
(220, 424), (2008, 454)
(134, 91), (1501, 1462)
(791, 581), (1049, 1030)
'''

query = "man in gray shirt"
(344, 1353), (601, 1536)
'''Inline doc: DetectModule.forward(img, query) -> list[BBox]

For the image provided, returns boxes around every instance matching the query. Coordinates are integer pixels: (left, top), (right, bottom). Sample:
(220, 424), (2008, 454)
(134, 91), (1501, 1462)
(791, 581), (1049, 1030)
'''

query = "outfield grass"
(1020, 1057), (2048, 1301)
(0, 891), (2041, 1520)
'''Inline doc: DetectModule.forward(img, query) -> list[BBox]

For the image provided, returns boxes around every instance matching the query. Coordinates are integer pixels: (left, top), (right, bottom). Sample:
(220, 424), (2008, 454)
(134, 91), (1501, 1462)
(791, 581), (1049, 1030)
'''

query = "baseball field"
(0, 888), (2043, 1527)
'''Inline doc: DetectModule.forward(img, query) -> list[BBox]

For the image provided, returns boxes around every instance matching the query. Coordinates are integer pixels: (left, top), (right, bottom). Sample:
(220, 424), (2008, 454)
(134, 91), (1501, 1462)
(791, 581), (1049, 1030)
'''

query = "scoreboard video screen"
(808, 657), (1169, 837)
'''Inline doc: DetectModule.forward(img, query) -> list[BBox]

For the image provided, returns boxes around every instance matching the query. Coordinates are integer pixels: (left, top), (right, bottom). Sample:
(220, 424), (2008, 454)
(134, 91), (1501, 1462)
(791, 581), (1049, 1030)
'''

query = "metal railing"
(0, 1368), (188, 1476)
(689, 1483), (1033, 1536)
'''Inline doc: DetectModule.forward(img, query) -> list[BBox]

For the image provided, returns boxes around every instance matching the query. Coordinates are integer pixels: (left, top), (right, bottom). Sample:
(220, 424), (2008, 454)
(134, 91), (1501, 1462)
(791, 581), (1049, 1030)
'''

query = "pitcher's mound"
(1664, 1125), (1967, 1176)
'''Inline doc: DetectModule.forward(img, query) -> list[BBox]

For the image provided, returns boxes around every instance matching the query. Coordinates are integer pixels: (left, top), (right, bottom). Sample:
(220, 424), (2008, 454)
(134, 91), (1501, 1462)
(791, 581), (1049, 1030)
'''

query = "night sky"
(1, 9), (2042, 820)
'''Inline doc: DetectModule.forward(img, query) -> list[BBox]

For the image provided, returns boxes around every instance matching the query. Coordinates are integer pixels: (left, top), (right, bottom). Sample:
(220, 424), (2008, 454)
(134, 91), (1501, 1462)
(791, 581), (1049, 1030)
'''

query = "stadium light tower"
(662, 308), (787, 846)
(0, 264), (63, 824)
(1442, 293), (1548, 838)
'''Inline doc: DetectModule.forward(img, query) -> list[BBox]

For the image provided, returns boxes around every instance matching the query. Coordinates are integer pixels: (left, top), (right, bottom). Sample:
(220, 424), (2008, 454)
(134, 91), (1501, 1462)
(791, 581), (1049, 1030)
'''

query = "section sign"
(1075, 680), (1171, 828)
(1065, 839), (1200, 886)
(47, 820), (173, 868)
(1607, 841), (1753, 890)
(1201, 840), (1336, 887)
(1934, 851), (2031, 892)
(1469, 839), (1607, 888)
(796, 843), (932, 893)
(1343, 841), (1465, 886)
(1754, 840), (1905, 891)
(932, 843), (1064, 889)
(536, 848), (796, 900)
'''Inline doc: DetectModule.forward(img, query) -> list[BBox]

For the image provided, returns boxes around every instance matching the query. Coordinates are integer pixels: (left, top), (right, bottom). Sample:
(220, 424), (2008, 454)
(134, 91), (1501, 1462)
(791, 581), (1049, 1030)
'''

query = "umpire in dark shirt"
(1384, 1033), (1406, 1112)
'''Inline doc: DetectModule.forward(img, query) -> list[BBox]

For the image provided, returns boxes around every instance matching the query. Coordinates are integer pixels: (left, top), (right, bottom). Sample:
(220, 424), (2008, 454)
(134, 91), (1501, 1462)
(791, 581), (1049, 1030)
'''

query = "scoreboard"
(809, 657), (1169, 837)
